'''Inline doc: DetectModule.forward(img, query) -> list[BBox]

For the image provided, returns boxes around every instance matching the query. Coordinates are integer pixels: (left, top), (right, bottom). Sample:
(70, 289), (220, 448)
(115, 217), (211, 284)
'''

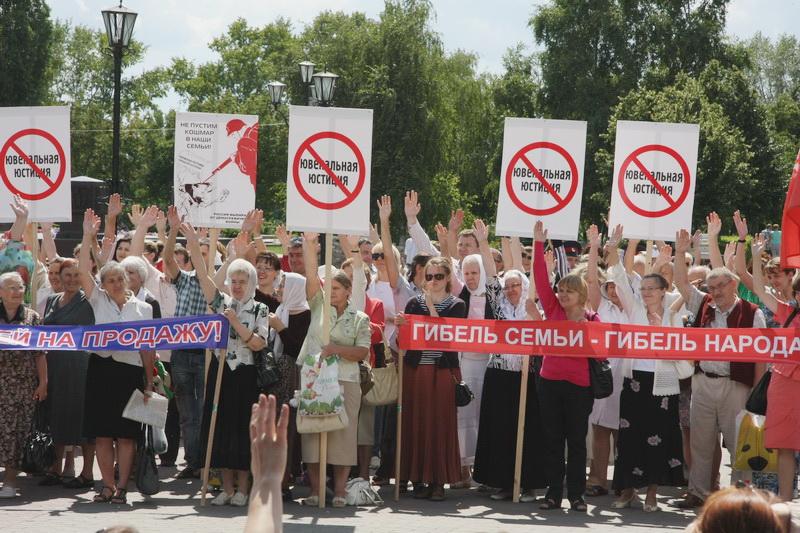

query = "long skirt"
(612, 371), (686, 490)
(473, 368), (546, 490)
(458, 354), (488, 466)
(301, 381), (361, 466)
(46, 350), (90, 444)
(400, 364), (461, 485)
(0, 351), (37, 468)
(83, 354), (144, 440)
(200, 357), (259, 471)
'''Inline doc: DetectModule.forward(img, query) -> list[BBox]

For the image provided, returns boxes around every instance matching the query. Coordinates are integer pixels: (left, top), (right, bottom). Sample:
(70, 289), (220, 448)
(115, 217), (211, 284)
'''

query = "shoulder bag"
(588, 358), (613, 399)
(135, 425), (160, 496)
(21, 403), (55, 474)
(364, 340), (399, 406)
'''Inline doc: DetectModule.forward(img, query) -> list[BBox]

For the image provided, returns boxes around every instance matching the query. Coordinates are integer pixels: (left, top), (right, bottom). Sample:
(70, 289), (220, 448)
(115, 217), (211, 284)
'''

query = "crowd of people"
(1, 190), (799, 526)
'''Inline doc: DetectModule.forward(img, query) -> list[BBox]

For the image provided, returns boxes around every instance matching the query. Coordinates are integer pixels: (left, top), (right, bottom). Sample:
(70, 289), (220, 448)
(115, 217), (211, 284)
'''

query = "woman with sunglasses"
(472, 222), (545, 501)
(532, 221), (597, 512)
(395, 257), (467, 501)
(605, 224), (692, 512)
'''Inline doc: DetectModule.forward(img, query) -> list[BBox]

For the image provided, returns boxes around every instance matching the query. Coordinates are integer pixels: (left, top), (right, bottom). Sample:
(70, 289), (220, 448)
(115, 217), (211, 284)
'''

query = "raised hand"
(250, 394), (289, 486)
(108, 193), (123, 218)
(275, 224), (290, 248)
(377, 195), (392, 222)
(242, 209), (261, 234)
(733, 210), (748, 240)
(230, 232), (251, 259)
(473, 219), (489, 243)
(83, 208), (101, 237)
(653, 243), (673, 271)
(448, 209), (464, 233)
(155, 209), (167, 235)
(706, 211), (722, 237)
(751, 235), (765, 260)
(140, 205), (159, 228)
(434, 222), (448, 244)
(302, 231), (318, 244)
(369, 223), (379, 244)
(128, 203), (143, 227)
(691, 230), (702, 250)
(10, 195), (28, 219)
(404, 190), (421, 223)
(338, 234), (358, 254)
(587, 224), (601, 249)
(167, 205), (182, 231)
(607, 224), (624, 248)
(544, 249), (556, 276)
(675, 229), (692, 253)
(533, 221), (548, 243)
(180, 221), (200, 245)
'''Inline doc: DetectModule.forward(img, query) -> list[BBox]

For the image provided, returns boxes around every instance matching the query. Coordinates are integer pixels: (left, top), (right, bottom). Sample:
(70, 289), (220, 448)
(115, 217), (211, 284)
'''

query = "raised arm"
(733, 210), (754, 290)
(585, 224), (602, 311)
(303, 233), (320, 301)
(105, 193), (122, 238)
(378, 195), (399, 288)
(130, 205), (159, 257)
(214, 233), (252, 294)
(404, 190), (439, 257)
(623, 237), (640, 275)
(163, 206), (181, 281)
(78, 209), (101, 298)
(673, 229), (694, 304)
(39, 222), (59, 262)
(243, 209), (268, 255)
(751, 236), (780, 313)
(509, 236), (524, 272)
(9, 196), (28, 241)
(706, 211), (723, 269)
(446, 209), (463, 261)
(180, 222), (217, 304)
(473, 219), (497, 278)
(532, 221), (559, 317)
(605, 225), (638, 315)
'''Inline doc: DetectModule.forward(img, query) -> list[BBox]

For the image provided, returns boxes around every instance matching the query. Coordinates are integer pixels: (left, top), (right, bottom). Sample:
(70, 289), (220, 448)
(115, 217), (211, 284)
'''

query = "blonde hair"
(372, 242), (405, 276)
(557, 273), (588, 306)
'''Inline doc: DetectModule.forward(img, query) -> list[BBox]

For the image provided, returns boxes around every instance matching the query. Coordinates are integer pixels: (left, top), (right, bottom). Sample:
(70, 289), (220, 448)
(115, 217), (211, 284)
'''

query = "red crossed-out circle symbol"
(0, 128), (66, 201)
(292, 131), (366, 210)
(618, 144), (691, 218)
(505, 141), (579, 216)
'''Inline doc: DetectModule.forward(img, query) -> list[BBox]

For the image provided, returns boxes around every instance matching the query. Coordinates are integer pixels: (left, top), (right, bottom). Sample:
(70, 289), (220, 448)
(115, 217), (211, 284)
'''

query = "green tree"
(0, 0), (53, 106)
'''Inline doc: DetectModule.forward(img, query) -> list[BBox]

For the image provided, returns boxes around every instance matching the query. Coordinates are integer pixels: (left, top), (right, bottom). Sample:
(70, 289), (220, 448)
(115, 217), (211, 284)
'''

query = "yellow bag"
(734, 410), (778, 473)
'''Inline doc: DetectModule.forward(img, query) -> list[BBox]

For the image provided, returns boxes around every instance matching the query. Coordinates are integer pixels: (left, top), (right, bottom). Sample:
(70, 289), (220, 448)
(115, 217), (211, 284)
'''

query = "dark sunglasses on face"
(372, 253), (385, 260)
(425, 273), (446, 281)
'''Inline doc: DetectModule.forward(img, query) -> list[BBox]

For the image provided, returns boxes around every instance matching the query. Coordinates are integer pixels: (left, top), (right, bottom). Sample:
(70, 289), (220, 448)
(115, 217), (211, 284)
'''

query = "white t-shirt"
(88, 288), (152, 366)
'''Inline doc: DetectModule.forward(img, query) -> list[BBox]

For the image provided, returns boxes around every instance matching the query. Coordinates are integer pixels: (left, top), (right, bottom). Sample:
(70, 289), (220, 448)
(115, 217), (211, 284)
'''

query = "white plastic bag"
(345, 477), (383, 506)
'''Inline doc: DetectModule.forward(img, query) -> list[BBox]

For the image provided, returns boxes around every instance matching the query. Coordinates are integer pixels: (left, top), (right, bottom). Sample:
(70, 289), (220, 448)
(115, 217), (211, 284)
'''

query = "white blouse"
(211, 292), (269, 370)
(88, 288), (152, 366)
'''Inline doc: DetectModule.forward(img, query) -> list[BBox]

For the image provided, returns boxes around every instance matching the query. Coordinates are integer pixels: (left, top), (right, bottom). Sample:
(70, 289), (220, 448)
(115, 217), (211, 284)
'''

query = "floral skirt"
(612, 371), (685, 489)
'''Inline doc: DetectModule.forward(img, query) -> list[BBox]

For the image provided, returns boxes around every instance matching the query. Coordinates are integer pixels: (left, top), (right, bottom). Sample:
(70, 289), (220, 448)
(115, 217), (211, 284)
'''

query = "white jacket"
(609, 263), (694, 396)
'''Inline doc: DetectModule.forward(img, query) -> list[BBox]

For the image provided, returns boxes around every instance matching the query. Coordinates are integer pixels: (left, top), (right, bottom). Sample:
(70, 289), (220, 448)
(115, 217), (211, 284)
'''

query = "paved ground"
(1, 452), (796, 533)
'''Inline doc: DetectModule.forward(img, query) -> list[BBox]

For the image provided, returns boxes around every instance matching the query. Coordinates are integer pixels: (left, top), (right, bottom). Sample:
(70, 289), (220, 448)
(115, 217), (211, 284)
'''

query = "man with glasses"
(673, 229), (766, 509)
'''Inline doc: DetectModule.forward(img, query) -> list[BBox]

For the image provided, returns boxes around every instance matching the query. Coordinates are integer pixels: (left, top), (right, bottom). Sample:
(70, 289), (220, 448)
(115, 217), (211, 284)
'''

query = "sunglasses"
(372, 252), (385, 260)
(425, 273), (446, 281)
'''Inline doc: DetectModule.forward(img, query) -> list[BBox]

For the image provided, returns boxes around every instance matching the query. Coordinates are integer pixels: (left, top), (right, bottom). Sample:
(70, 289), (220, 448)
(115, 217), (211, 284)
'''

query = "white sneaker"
(0, 486), (17, 498)
(211, 491), (232, 506)
(230, 491), (248, 507)
(490, 489), (512, 501)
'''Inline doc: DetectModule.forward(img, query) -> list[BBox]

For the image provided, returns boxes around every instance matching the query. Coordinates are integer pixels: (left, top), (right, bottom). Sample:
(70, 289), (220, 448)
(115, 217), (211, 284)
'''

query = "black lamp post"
(101, 2), (137, 196)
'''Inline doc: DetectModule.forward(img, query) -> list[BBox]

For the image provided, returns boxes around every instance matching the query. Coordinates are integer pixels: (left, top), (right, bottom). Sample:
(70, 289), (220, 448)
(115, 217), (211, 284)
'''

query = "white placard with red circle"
(608, 120), (699, 241)
(495, 118), (587, 239)
(0, 106), (71, 222)
(286, 105), (373, 234)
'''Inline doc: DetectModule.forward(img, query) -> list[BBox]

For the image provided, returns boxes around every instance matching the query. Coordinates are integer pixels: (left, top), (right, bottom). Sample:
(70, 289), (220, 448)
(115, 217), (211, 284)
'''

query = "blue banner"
(0, 315), (229, 352)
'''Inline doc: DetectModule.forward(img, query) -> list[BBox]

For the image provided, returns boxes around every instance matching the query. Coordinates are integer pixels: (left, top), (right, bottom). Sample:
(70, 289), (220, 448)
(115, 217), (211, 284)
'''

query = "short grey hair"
(99, 261), (129, 284)
(120, 256), (148, 283)
(707, 267), (739, 285)
(0, 271), (24, 288)
(226, 258), (258, 302)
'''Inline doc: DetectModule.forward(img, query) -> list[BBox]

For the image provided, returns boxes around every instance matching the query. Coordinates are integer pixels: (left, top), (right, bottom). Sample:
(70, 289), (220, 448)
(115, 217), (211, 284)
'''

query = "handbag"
(253, 316), (283, 391)
(588, 358), (613, 399)
(359, 361), (375, 396)
(344, 477), (383, 506)
(21, 403), (55, 474)
(734, 410), (778, 472)
(450, 369), (474, 407)
(364, 339), (399, 406)
(745, 371), (771, 416)
(135, 425), (160, 496)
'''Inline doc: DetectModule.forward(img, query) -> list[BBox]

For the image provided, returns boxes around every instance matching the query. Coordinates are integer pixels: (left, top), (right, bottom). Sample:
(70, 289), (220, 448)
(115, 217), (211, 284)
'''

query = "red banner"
(397, 315), (800, 364)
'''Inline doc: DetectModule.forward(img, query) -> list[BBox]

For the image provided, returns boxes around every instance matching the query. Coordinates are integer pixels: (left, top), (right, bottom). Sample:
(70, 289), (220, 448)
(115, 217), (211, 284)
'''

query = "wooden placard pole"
(200, 347), (227, 506)
(512, 269), (537, 503)
(318, 232), (333, 509)
(204, 228), (220, 390)
(26, 224), (39, 308)
(644, 240), (653, 275)
(394, 348), (404, 502)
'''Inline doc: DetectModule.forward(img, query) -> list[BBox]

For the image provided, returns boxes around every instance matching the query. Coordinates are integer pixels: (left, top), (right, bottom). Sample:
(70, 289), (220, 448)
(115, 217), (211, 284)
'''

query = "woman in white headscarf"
(267, 272), (311, 500)
(184, 220), (269, 508)
(450, 220), (501, 487)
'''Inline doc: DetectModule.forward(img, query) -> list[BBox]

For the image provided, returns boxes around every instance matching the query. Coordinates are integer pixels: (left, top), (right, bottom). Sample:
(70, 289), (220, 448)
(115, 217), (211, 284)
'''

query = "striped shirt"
(418, 295), (456, 365)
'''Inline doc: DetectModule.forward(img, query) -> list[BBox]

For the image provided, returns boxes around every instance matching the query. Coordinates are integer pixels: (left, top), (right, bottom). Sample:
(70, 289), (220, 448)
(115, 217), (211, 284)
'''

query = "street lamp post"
(101, 2), (137, 196)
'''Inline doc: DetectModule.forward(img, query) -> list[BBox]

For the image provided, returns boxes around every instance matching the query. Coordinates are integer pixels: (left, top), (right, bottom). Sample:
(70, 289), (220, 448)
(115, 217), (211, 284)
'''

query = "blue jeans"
(171, 349), (206, 470)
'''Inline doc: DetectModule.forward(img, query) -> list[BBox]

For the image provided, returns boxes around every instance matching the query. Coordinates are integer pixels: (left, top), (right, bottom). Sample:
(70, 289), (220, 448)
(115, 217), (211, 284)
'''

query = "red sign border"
(504, 141), (579, 216)
(617, 144), (691, 218)
(0, 128), (67, 201)
(292, 131), (366, 210)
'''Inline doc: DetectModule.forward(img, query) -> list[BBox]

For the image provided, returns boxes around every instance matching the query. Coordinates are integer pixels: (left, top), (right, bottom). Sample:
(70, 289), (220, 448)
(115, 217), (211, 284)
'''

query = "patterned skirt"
(612, 371), (686, 489)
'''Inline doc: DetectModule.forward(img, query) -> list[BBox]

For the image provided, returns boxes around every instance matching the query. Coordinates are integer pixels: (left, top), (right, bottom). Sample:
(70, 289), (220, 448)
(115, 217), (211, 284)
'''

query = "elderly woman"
(297, 232), (372, 507)
(41, 258), (97, 489)
(178, 223), (266, 507)
(605, 225), (692, 512)
(0, 271), (48, 499)
(78, 209), (155, 505)
(395, 256), (467, 501)
(120, 256), (162, 319)
(473, 219), (545, 501)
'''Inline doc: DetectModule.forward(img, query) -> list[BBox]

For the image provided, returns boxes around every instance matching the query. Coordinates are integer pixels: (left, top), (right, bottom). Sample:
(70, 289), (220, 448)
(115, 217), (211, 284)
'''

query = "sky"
(52, 0), (800, 109)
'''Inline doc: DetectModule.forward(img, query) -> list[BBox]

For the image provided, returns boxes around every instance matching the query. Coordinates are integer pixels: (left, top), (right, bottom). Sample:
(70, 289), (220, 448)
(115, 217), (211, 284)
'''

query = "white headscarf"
(462, 254), (487, 297)
(500, 269), (530, 319)
(272, 273), (309, 357)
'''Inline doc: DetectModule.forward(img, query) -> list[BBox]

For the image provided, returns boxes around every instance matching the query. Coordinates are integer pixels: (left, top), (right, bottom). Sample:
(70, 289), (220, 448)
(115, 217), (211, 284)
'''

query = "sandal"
(585, 485), (608, 497)
(63, 474), (94, 489)
(93, 486), (114, 503)
(539, 498), (561, 510)
(111, 488), (127, 505)
(570, 497), (587, 512)
(39, 472), (63, 486)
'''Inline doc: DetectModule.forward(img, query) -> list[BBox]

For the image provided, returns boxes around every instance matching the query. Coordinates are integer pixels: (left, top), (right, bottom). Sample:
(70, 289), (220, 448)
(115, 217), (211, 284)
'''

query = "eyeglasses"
(372, 253), (385, 260)
(522, 254), (531, 260)
(503, 283), (522, 291)
(425, 273), (446, 281)
(639, 286), (663, 293)
(707, 280), (732, 292)
(256, 265), (275, 272)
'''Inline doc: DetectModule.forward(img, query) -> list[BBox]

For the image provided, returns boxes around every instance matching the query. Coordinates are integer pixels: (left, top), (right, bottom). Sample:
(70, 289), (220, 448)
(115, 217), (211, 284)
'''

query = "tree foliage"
(0, 0), (53, 106)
